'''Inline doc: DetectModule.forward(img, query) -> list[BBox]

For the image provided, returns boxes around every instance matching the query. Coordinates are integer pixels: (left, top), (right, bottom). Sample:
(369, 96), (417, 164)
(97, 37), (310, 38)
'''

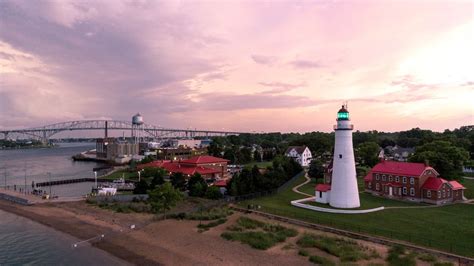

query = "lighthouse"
(329, 104), (360, 208)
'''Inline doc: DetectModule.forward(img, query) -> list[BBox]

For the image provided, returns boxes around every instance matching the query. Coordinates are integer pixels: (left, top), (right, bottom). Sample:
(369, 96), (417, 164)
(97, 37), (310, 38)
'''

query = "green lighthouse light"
(337, 112), (349, 120)
(337, 104), (350, 120)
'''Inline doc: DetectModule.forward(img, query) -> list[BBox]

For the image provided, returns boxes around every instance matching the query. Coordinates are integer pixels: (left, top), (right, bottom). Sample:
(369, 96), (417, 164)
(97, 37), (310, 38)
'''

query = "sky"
(0, 0), (473, 133)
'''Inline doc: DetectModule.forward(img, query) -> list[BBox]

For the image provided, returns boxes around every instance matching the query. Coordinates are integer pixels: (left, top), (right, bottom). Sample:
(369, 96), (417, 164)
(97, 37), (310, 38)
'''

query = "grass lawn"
(240, 174), (474, 258)
(461, 178), (474, 199)
(101, 170), (137, 180)
(244, 161), (273, 168)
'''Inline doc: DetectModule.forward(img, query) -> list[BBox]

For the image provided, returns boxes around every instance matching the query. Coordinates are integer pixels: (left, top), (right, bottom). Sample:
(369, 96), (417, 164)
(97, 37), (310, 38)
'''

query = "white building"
(315, 184), (331, 204)
(328, 105), (360, 208)
(285, 146), (312, 167)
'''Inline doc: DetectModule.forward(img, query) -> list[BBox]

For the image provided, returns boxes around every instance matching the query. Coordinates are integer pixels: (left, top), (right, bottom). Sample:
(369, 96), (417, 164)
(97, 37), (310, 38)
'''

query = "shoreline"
(0, 200), (159, 265)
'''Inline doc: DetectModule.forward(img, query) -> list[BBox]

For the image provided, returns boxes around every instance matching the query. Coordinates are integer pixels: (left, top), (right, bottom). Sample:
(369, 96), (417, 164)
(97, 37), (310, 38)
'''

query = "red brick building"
(364, 160), (466, 205)
(138, 155), (229, 180)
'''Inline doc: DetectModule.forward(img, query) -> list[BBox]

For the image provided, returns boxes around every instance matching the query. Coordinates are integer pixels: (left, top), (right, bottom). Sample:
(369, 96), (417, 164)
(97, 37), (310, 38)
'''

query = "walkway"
(291, 172), (313, 197)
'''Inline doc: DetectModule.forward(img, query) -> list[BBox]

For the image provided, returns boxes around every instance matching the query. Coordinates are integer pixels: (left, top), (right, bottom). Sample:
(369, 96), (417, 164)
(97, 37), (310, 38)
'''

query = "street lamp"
(94, 171), (98, 188)
(137, 169), (144, 182)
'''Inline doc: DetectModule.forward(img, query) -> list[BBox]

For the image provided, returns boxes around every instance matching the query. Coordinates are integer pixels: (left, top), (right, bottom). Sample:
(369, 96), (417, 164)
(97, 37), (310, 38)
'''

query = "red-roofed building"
(138, 155), (229, 180)
(315, 184), (331, 204)
(364, 160), (466, 204)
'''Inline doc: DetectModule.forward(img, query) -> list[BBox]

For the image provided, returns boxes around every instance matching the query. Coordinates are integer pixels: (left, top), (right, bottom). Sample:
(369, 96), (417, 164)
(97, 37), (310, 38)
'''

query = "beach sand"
(0, 200), (451, 266)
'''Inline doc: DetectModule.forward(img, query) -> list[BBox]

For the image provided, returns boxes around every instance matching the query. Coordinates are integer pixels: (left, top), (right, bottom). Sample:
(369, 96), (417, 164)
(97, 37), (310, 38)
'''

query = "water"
(0, 209), (128, 265)
(0, 143), (106, 197)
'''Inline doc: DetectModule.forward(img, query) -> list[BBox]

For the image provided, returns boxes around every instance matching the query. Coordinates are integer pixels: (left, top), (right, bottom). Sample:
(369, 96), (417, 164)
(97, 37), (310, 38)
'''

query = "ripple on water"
(0, 210), (128, 265)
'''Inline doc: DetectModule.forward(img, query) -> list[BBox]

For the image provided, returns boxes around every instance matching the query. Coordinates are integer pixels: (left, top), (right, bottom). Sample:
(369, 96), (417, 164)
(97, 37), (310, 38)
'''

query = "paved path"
(291, 172), (313, 197)
(462, 176), (474, 180)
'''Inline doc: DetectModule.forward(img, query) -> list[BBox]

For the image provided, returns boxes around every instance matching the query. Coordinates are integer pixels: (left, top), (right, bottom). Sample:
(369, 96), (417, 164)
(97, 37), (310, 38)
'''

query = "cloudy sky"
(0, 0), (473, 133)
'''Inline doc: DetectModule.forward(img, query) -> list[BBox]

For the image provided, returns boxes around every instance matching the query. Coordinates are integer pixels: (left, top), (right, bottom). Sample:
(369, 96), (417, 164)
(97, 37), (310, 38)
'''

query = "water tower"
(329, 104), (360, 208)
(131, 113), (144, 143)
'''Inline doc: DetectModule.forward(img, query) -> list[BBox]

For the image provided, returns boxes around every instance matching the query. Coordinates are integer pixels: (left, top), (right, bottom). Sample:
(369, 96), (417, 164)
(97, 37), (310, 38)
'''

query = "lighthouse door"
(389, 187), (393, 196)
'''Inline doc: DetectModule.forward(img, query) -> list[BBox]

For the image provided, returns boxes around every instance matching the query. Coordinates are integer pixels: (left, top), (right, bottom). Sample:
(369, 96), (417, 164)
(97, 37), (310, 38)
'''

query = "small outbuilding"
(315, 184), (331, 204)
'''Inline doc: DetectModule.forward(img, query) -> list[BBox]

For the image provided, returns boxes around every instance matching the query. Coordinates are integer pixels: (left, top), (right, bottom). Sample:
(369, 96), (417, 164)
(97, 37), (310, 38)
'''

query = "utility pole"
(24, 162), (27, 195)
(48, 172), (52, 198)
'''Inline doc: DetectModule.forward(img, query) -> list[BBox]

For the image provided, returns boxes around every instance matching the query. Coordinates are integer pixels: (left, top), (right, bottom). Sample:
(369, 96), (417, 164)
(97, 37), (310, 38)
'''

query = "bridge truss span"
(0, 120), (244, 143)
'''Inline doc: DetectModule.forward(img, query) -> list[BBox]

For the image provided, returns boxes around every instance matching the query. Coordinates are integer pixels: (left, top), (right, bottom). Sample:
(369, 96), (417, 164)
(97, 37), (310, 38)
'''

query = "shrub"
(298, 249), (309, 257)
(386, 246), (416, 266)
(220, 231), (284, 250)
(418, 253), (437, 263)
(296, 233), (376, 262)
(205, 186), (223, 199)
(197, 218), (227, 232)
(236, 217), (265, 229)
(308, 255), (335, 266)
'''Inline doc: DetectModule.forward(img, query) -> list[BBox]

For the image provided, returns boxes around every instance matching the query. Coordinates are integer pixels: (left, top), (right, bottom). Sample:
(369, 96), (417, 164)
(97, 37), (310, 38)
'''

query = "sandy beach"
(0, 199), (456, 266)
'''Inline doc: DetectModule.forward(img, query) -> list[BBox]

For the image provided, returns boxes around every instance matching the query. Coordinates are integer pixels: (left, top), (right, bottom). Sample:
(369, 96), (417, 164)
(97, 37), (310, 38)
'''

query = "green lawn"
(244, 161), (273, 168)
(101, 170), (137, 180)
(461, 178), (474, 199)
(240, 174), (474, 258)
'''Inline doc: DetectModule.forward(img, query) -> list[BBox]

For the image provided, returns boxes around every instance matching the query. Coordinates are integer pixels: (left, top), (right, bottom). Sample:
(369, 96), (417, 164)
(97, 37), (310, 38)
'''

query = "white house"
(285, 146), (312, 167)
(315, 184), (331, 204)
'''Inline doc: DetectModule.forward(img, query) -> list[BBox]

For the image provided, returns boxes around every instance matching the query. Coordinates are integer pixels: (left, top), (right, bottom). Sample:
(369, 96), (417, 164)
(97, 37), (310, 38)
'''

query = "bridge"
(0, 120), (245, 143)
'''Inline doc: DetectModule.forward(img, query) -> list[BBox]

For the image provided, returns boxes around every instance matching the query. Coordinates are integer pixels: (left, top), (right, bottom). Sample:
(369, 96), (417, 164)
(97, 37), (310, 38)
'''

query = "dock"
(35, 178), (135, 191)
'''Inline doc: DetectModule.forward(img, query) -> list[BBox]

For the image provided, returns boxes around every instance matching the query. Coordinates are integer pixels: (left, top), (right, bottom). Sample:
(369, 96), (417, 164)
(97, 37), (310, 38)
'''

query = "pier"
(35, 178), (135, 191)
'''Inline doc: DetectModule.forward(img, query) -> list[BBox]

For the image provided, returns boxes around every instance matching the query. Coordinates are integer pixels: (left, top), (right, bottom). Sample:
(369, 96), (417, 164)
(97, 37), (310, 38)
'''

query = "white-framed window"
(447, 190), (451, 197)
(376, 183), (380, 191)
(410, 177), (414, 185)
(376, 174), (379, 181)
(410, 188), (415, 196)
(382, 175), (386, 181)
(427, 190), (431, 198)
(368, 182), (372, 189)
(402, 176), (407, 184)
(396, 176), (400, 182)
(438, 191), (441, 198)
(442, 190), (446, 198)
(403, 187), (407, 195)
(389, 175), (393, 182)
(399, 188), (402, 195)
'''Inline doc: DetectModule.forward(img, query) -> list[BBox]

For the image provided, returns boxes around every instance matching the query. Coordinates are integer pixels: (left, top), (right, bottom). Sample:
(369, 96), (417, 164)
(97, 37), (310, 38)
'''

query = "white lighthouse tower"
(329, 104), (360, 208)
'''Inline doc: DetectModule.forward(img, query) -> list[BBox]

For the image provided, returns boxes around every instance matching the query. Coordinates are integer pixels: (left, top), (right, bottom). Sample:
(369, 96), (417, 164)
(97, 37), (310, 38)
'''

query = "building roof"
(165, 163), (220, 175)
(448, 180), (465, 190)
(180, 155), (229, 164)
(285, 146), (308, 155)
(421, 176), (448, 190)
(371, 160), (428, 176)
(213, 179), (228, 187)
(138, 160), (221, 176)
(315, 184), (331, 192)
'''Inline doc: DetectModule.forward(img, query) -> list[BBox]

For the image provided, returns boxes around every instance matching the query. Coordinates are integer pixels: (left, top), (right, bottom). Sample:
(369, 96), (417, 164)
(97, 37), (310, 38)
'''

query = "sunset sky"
(0, 0), (473, 133)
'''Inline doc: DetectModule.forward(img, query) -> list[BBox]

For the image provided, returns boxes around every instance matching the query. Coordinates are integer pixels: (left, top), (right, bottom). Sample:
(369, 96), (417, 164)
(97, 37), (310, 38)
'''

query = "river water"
(0, 209), (128, 265)
(0, 144), (128, 265)
(0, 143), (105, 197)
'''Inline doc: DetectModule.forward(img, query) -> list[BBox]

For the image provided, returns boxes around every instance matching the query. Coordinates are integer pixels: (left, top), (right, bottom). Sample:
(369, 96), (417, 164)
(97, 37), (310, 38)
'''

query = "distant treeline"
(210, 126), (473, 180)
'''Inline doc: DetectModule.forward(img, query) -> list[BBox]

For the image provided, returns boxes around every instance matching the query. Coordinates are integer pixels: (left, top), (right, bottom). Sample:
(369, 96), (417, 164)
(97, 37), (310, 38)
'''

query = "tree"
(409, 141), (469, 180)
(170, 172), (186, 191)
(148, 182), (183, 218)
(356, 142), (380, 167)
(308, 159), (325, 180)
(237, 147), (252, 164)
(149, 168), (165, 189)
(133, 179), (149, 194)
(205, 186), (223, 199)
(188, 173), (208, 197)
